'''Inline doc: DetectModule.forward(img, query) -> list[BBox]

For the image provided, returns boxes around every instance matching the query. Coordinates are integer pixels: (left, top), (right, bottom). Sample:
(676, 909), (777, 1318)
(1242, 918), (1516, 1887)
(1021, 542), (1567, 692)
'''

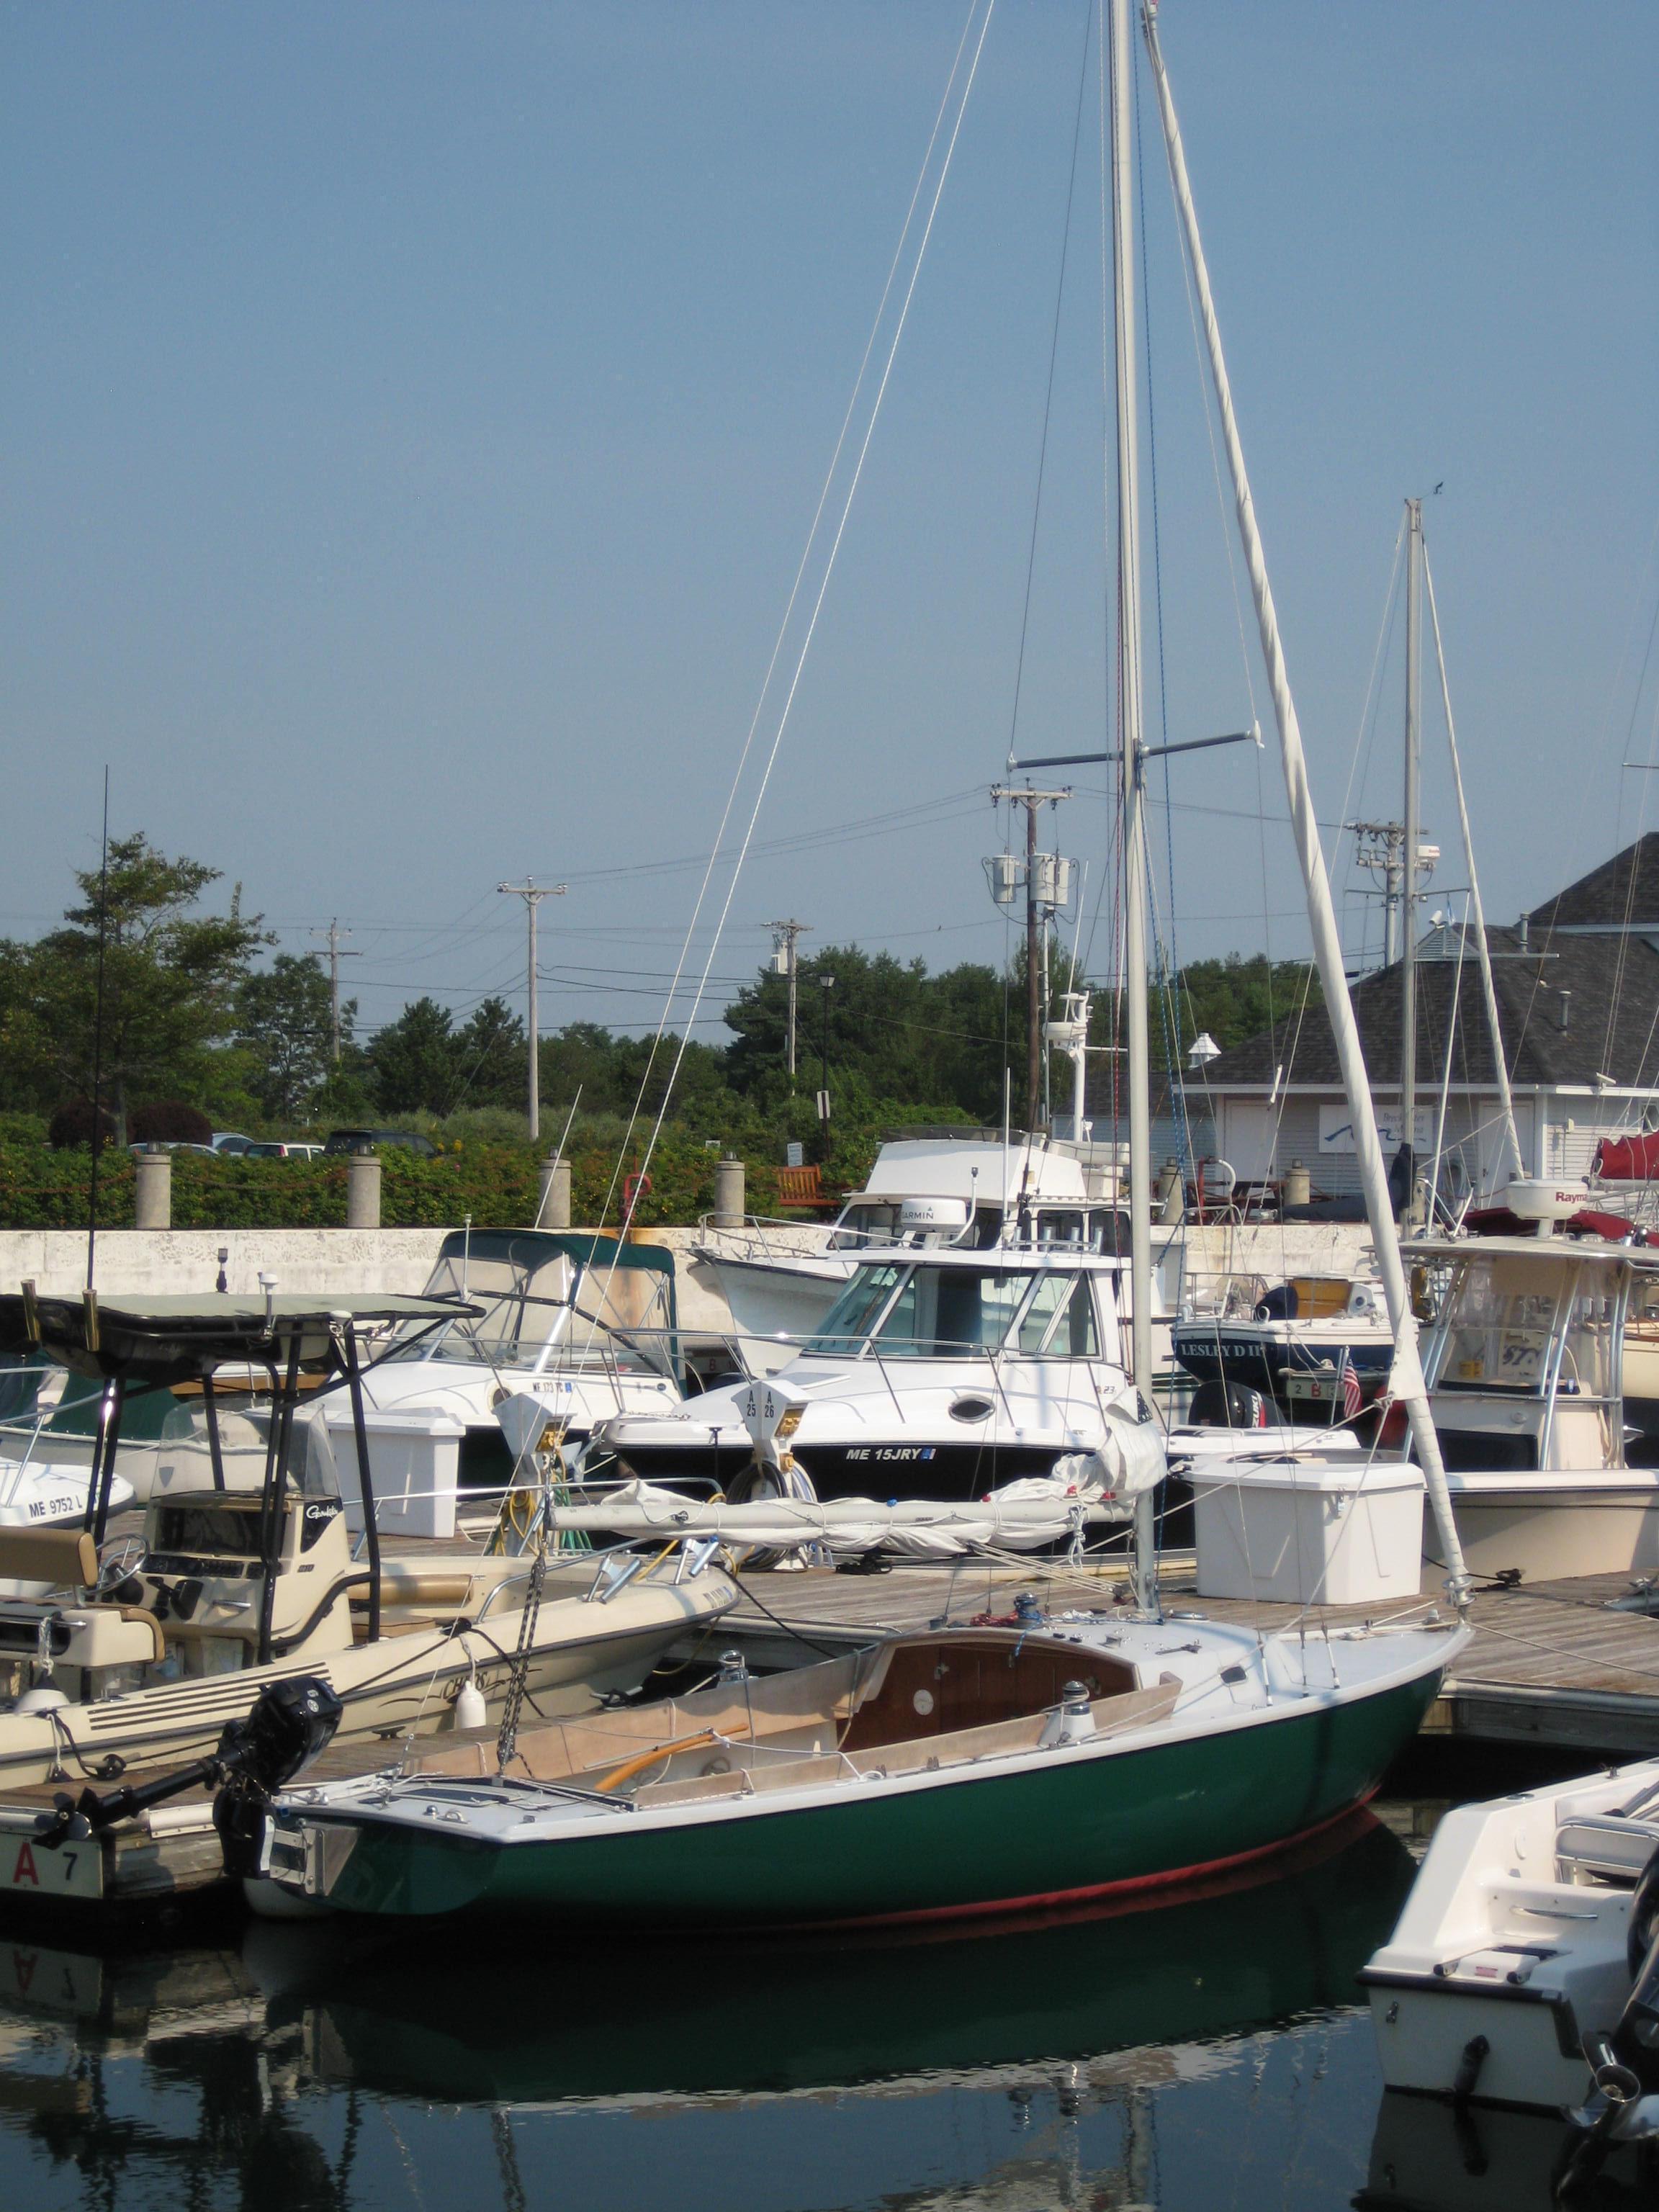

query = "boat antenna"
(1140, 0), (1470, 1606)
(86, 767), (111, 1292)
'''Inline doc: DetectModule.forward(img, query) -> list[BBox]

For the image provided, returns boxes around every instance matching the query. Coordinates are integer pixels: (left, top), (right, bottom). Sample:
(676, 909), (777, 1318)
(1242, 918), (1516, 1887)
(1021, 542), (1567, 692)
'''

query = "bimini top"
(0, 1290), (477, 1384)
(425, 1228), (675, 1282)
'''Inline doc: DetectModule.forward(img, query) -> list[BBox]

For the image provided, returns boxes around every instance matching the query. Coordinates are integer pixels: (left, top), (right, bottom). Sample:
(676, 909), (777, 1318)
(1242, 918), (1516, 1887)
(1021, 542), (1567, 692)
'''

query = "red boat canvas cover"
(1594, 1131), (1659, 1181)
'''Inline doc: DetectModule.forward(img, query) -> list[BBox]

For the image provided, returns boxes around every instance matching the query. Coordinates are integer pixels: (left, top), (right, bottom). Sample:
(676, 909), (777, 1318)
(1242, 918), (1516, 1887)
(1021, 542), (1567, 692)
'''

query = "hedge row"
(0, 1140), (798, 1232)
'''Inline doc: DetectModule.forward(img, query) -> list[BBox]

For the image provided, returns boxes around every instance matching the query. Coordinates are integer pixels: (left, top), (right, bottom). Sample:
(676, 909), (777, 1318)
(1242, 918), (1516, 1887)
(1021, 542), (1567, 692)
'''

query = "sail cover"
(1595, 1132), (1659, 1181)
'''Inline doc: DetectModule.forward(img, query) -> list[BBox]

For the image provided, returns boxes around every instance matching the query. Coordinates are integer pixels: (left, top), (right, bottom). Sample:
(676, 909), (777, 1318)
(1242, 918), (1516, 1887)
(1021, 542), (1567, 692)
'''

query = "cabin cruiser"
(0, 1288), (733, 1791)
(692, 1133), (1177, 1377)
(319, 1228), (685, 1506)
(593, 1244), (1153, 1509)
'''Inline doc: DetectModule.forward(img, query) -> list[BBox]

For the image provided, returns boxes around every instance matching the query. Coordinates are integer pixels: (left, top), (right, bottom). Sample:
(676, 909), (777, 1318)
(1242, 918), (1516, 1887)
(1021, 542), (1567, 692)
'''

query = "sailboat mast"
(1109, 0), (1159, 1611)
(1138, 0), (1470, 1601)
(1401, 497), (1422, 1200)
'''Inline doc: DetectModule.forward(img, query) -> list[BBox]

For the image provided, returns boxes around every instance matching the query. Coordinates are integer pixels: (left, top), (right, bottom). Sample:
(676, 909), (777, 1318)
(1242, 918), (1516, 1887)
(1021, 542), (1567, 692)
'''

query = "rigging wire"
(1004, 0), (1094, 770)
(606, 0), (1000, 1241)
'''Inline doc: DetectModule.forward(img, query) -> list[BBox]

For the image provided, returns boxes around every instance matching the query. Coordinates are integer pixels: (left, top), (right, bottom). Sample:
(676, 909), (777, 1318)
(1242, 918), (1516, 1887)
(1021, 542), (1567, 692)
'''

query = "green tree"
(1168, 955), (1321, 1054)
(28, 834), (267, 1139)
(448, 997), (527, 1112)
(723, 945), (1014, 1123)
(237, 954), (344, 1119)
(368, 997), (459, 1115)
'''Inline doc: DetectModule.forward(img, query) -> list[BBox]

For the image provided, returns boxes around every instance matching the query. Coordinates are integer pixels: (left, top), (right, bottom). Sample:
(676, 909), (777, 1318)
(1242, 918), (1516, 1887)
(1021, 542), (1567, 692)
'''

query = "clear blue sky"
(3, 1), (1655, 1040)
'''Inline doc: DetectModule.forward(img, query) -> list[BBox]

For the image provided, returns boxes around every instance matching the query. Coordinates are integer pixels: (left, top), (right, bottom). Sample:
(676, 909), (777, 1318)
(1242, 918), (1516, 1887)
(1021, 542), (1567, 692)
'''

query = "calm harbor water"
(0, 1809), (1639, 2212)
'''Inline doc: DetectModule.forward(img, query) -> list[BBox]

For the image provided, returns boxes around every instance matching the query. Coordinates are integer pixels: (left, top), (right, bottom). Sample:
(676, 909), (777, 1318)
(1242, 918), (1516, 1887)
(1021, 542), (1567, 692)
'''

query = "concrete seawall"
(0, 1220), (1376, 1335)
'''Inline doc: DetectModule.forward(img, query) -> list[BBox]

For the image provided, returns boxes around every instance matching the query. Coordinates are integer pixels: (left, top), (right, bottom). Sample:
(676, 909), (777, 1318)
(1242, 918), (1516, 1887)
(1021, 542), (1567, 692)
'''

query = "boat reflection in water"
(278, 1810), (1410, 2103)
(1360, 2090), (1655, 2212)
(1, 1817), (1417, 2211)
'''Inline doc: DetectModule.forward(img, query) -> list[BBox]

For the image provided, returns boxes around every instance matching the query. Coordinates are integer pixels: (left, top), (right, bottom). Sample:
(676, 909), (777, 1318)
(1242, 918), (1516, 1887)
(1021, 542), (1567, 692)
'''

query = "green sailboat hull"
(313, 1667), (1442, 1926)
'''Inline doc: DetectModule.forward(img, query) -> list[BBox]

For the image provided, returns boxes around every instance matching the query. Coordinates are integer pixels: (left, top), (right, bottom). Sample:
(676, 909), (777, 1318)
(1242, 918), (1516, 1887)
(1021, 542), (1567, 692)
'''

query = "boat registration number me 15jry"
(1, 1827), (104, 1901)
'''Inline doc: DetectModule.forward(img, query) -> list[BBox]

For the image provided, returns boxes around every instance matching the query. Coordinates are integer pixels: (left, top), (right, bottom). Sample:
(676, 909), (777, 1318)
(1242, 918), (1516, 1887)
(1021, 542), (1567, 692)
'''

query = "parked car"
(243, 1141), (324, 1160)
(127, 1141), (216, 1156)
(211, 1131), (257, 1154)
(323, 1127), (437, 1159)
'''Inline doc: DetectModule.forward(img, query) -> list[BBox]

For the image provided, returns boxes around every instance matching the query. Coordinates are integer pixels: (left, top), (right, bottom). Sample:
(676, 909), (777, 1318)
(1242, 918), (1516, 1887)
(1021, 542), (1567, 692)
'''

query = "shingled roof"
(1524, 832), (1659, 932)
(1195, 925), (1659, 1092)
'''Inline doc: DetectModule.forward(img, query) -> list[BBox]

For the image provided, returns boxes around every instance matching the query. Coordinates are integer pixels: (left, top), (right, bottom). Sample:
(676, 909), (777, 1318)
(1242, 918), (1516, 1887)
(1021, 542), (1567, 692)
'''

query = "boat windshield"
(1424, 1252), (1621, 1401)
(385, 1244), (671, 1377)
(801, 1264), (1101, 1360)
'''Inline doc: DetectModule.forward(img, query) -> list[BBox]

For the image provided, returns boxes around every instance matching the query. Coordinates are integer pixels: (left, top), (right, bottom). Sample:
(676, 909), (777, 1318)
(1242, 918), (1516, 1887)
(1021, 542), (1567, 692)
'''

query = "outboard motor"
(30, 1675), (343, 1879)
(1557, 1844), (1659, 2193)
(1610, 1845), (1659, 2087)
(1187, 1380), (1269, 1430)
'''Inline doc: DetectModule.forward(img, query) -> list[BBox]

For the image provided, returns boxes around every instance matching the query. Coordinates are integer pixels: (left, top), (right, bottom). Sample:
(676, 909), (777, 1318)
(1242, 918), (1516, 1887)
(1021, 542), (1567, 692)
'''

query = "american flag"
(1341, 1353), (1364, 1423)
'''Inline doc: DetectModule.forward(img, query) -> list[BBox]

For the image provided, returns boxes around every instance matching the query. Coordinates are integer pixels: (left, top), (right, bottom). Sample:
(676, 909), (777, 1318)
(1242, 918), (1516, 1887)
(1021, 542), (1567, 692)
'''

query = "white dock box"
(1192, 1457), (1424, 1605)
(323, 1406), (467, 1541)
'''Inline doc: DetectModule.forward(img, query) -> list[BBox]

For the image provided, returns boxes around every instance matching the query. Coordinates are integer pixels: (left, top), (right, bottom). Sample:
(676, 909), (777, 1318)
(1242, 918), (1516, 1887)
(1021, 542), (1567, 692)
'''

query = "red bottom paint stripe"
(819, 1790), (1380, 1932)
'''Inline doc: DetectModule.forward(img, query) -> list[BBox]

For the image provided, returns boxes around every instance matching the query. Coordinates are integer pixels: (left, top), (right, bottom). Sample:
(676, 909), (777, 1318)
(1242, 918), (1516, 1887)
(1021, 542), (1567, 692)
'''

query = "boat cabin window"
(1087, 1210), (1131, 1256)
(827, 1203), (900, 1251)
(1014, 1272), (1101, 1357)
(1033, 1209), (1087, 1246)
(1425, 1254), (1621, 1401)
(803, 1264), (1105, 1361)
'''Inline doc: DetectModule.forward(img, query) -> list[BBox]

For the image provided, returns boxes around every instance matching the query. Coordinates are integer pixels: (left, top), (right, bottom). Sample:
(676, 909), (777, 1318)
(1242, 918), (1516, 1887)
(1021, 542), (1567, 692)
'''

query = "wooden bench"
(775, 1164), (837, 1212)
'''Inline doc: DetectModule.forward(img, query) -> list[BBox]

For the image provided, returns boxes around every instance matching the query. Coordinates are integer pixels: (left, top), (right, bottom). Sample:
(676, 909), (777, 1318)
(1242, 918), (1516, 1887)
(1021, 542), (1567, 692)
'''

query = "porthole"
(949, 1395), (994, 1424)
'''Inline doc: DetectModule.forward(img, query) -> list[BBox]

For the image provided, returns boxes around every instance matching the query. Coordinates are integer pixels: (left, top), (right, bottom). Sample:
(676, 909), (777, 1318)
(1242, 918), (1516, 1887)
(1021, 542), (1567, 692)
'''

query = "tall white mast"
(1401, 497), (1422, 1200)
(1109, 0), (1159, 1614)
(1139, 1), (1469, 1601)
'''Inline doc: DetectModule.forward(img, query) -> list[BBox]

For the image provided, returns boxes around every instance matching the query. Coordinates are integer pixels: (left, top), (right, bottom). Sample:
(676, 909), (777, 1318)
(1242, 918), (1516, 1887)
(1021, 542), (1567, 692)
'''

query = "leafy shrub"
(131, 1100), (214, 1146)
(48, 1100), (117, 1151)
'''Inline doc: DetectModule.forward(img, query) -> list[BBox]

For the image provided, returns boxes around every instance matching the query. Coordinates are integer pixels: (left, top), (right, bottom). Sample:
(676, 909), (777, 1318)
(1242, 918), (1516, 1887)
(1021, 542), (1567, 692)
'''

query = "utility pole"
(990, 786), (1071, 1133)
(1402, 495), (1424, 1188)
(768, 920), (811, 1087)
(496, 881), (567, 1141)
(310, 920), (361, 1064)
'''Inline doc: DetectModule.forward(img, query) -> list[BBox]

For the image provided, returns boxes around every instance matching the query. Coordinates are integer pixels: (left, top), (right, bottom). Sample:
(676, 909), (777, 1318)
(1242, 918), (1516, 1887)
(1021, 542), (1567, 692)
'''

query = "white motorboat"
(0, 1359), (135, 1593)
(315, 1228), (686, 1510)
(0, 1287), (734, 1801)
(1362, 1760), (1659, 2174)
(594, 1244), (1154, 1514)
(693, 1133), (1177, 1376)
